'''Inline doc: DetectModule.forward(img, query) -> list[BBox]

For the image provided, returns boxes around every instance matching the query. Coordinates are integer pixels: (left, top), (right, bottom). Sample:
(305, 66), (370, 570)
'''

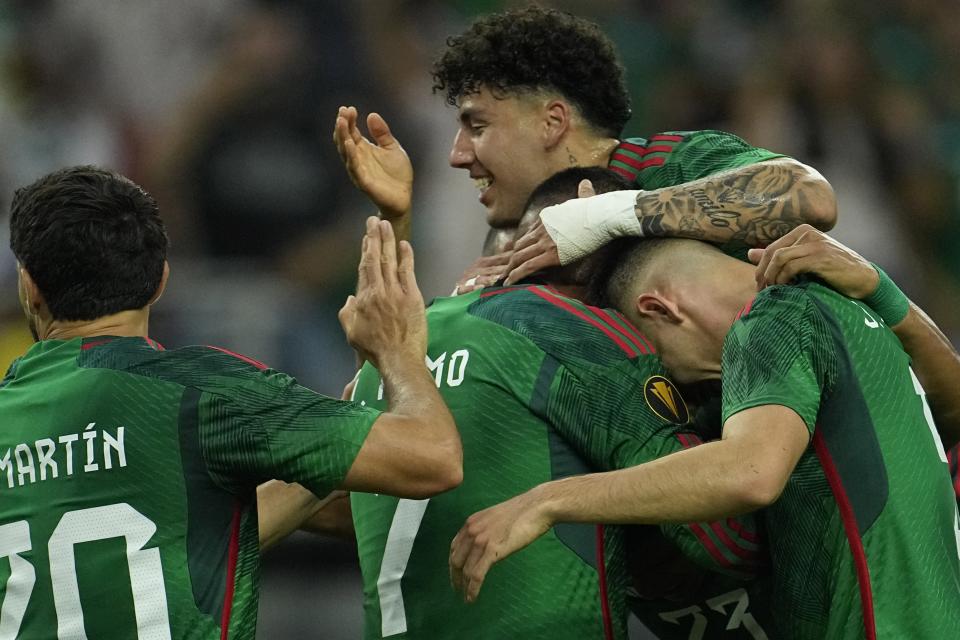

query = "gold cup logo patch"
(643, 375), (690, 424)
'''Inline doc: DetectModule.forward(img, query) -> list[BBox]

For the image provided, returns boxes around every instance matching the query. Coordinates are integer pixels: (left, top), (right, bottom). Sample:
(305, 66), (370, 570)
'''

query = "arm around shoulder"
(779, 158), (837, 231)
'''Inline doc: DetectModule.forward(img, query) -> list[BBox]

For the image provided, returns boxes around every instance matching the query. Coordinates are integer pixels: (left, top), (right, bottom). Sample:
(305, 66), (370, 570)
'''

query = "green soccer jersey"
(722, 283), (960, 639)
(610, 130), (785, 261)
(0, 336), (379, 640)
(351, 285), (764, 640)
(609, 130), (784, 189)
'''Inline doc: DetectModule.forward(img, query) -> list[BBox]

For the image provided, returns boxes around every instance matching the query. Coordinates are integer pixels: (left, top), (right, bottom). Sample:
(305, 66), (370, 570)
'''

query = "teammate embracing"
(349, 168), (768, 639)
(450, 235), (960, 639)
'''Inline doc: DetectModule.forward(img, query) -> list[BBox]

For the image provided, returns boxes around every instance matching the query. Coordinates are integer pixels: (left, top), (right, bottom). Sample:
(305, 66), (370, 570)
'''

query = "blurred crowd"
(1, 0), (958, 636)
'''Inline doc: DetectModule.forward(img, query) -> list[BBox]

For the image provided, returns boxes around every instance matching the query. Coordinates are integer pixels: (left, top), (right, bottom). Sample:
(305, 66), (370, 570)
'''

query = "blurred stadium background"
(1, 0), (958, 637)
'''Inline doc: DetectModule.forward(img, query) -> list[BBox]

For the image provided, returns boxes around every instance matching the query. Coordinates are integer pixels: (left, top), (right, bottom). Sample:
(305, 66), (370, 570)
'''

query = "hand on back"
(504, 179), (596, 284)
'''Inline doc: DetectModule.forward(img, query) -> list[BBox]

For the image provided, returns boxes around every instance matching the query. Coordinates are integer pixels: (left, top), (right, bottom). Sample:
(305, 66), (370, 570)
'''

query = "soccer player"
(349, 168), (767, 640)
(450, 237), (960, 639)
(0, 166), (461, 639)
(749, 224), (960, 506)
(333, 5), (837, 295)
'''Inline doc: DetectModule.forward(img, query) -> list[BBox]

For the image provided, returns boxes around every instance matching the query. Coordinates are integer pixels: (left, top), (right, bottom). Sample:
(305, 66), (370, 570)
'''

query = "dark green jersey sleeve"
(608, 130), (785, 190)
(193, 356), (381, 496)
(722, 286), (837, 434)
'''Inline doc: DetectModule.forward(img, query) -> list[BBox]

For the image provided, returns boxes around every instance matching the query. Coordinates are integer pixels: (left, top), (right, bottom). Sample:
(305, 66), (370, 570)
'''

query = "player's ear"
(635, 293), (682, 325)
(17, 264), (45, 314)
(147, 261), (170, 307)
(543, 99), (571, 150)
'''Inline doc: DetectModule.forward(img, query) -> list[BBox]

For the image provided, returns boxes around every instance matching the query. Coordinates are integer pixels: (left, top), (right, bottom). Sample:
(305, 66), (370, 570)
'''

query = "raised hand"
(339, 217), (426, 369)
(504, 179), (596, 285)
(334, 106), (413, 220)
(749, 224), (879, 297)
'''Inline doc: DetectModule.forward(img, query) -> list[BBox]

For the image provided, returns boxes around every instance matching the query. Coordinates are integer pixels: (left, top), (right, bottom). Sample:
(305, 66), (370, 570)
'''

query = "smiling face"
(449, 88), (567, 229)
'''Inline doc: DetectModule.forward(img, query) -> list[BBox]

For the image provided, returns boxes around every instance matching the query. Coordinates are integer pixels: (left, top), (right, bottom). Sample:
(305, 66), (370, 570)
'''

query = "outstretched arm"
(506, 158), (836, 283)
(449, 405), (808, 602)
(750, 225), (960, 448)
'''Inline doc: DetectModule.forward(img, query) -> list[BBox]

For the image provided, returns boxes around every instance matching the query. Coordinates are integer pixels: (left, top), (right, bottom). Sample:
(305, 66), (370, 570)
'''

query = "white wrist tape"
(539, 190), (644, 265)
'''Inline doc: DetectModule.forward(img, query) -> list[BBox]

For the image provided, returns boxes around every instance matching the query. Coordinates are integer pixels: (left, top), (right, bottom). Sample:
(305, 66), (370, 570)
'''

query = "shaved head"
(590, 237), (756, 383)
(597, 238), (728, 313)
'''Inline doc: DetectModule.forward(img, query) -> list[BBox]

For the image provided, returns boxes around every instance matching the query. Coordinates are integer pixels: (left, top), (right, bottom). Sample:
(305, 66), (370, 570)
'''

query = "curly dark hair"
(10, 166), (168, 321)
(432, 5), (631, 138)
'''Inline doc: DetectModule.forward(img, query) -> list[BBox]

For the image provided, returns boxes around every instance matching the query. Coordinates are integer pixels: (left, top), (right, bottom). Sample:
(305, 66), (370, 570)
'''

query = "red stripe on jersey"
(207, 345), (268, 371)
(650, 134), (685, 142)
(688, 523), (734, 569)
(609, 153), (667, 172)
(220, 503), (242, 640)
(708, 521), (758, 563)
(727, 517), (760, 544)
(609, 164), (635, 180)
(617, 142), (676, 157)
(144, 336), (165, 351)
(595, 525), (614, 640)
(529, 287), (637, 356)
(676, 433), (706, 449)
(540, 286), (650, 354)
(813, 430), (877, 640)
(81, 338), (114, 351)
(591, 307), (654, 354)
(735, 296), (757, 321)
(479, 287), (519, 299)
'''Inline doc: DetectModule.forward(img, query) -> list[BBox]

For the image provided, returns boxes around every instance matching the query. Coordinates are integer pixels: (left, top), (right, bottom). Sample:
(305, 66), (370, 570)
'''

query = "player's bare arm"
(333, 106), (413, 242)
(338, 217), (462, 498)
(258, 481), (350, 551)
(449, 404), (808, 602)
(750, 224), (960, 448)
(506, 158), (836, 283)
(632, 158), (836, 245)
(300, 491), (355, 539)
